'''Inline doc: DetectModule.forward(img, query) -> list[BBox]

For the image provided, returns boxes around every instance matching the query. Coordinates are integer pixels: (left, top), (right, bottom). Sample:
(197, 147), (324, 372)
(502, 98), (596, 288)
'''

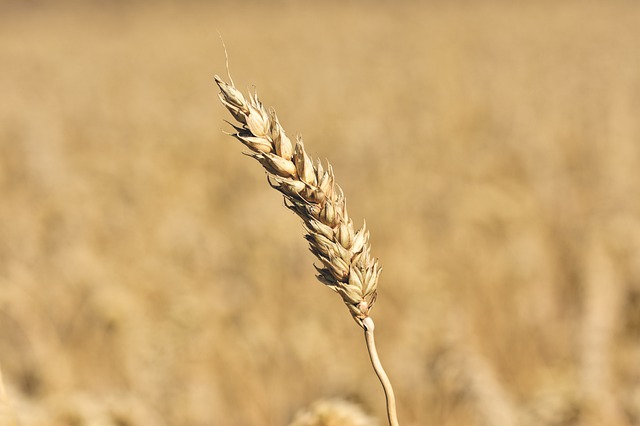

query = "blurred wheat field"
(1, 1), (640, 425)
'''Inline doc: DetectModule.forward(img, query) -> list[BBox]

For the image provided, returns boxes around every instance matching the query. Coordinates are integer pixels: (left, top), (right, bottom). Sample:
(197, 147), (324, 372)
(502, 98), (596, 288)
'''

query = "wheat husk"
(215, 75), (380, 326)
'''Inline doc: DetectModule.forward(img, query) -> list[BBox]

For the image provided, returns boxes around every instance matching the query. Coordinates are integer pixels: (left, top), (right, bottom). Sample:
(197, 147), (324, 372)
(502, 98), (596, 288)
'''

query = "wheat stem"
(0, 364), (17, 426)
(363, 317), (399, 426)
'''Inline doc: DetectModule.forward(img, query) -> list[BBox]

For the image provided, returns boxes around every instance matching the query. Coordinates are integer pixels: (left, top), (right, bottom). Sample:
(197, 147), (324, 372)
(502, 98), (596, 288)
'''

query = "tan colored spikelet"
(215, 73), (399, 426)
(215, 75), (380, 326)
(289, 399), (378, 426)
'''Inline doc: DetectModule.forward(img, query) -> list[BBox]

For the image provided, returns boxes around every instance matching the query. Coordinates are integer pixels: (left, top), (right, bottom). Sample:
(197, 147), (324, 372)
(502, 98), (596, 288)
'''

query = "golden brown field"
(1, 1), (640, 425)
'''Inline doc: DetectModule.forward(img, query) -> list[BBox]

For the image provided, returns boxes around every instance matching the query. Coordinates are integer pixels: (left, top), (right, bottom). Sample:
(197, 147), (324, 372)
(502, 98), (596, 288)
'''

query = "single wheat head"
(215, 74), (399, 426)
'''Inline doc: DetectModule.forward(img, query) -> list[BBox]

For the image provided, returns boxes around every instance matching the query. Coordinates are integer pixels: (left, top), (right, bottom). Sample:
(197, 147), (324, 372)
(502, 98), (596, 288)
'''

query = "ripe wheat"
(214, 75), (378, 326)
(215, 73), (399, 426)
(0, 365), (17, 426)
(289, 398), (378, 426)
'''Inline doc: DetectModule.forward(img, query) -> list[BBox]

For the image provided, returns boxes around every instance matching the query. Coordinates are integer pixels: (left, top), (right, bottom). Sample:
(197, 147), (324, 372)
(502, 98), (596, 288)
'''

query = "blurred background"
(1, 1), (640, 425)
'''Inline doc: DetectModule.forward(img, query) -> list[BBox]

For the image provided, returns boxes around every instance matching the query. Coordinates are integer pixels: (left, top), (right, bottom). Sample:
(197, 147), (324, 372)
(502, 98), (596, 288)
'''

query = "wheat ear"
(215, 75), (399, 426)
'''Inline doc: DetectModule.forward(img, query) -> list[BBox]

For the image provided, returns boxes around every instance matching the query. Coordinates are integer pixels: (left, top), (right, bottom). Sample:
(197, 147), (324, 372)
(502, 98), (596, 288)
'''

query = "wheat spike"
(215, 75), (380, 326)
(215, 74), (399, 426)
(289, 398), (379, 426)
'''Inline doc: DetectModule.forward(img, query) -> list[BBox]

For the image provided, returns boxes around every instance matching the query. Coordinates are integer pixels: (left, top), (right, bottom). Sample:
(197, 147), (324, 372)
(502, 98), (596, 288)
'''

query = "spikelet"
(288, 399), (378, 426)
(215, 75), (380, 326)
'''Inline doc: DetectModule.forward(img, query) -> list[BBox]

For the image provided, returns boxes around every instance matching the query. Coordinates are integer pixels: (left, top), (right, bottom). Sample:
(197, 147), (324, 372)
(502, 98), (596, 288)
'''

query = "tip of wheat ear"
(214, 75), (380, 326)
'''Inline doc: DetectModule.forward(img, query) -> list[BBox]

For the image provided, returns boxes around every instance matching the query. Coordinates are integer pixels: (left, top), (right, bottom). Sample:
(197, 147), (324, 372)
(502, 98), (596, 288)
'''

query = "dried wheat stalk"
(0, 364), (17, 426)
(215, 74), (399, 426)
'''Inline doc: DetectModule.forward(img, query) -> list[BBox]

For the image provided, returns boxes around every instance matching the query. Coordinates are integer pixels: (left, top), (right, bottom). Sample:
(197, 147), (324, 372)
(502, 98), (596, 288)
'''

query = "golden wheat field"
(1, 1), (640, 425)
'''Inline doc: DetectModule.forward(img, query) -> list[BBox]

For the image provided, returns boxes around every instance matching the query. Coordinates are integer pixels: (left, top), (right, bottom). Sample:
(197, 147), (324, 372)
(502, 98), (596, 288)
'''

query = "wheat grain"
(215, 74), (399, 426)
(215, 75), (379, 326)
(289, 398), (378, 426)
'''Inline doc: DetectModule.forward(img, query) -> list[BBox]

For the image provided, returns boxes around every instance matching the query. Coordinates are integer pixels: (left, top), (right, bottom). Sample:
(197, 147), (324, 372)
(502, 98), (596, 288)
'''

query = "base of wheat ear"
(215, 74), (399, 426)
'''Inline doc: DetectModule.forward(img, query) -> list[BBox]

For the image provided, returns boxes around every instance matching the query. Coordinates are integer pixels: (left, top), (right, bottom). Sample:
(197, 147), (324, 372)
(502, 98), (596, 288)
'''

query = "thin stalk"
(0, 364), (17, 426)
(363, 317), (399, 426)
